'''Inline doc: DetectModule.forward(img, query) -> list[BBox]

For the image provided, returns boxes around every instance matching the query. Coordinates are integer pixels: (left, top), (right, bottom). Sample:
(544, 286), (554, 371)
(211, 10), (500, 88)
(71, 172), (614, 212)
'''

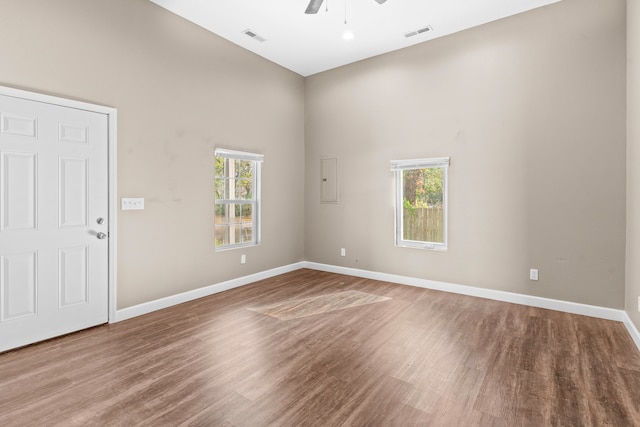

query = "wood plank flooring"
(1, 268), (639, 426)
(249, 290), (391, 320)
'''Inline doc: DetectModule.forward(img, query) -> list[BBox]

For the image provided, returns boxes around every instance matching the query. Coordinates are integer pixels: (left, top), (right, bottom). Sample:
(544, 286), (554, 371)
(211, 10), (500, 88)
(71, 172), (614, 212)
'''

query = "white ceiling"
(148, 0), (562, 76)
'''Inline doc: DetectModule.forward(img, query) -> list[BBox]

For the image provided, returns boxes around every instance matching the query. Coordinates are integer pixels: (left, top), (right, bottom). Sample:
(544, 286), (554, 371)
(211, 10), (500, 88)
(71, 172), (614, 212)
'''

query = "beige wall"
(305, 0), (627, 308)
(0, 0), (631, 315)
(628, 0), (640, 329)
(0, 0), (305, 308)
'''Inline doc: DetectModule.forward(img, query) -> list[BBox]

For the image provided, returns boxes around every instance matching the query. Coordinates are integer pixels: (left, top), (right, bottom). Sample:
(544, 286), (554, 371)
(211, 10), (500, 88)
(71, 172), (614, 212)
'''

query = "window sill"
(396, 242), (447, 251)
(215, 242), (260, 252)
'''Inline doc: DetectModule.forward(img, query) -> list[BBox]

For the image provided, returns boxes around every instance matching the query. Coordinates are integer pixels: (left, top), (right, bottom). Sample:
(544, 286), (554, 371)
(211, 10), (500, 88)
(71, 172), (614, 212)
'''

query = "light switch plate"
(121, 197), (144, 210)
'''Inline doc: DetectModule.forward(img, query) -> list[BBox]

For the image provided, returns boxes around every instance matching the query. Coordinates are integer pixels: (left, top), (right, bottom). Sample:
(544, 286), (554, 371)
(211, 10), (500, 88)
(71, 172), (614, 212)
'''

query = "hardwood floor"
(1, 269), (639, 426)
(248, 290), (391, 320)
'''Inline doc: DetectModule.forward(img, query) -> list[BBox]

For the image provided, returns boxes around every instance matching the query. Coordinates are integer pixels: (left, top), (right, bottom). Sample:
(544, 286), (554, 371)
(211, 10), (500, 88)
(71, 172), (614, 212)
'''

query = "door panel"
(0, 93), (109, 353)
(1, 113), (37, 138)
(59, 245), (89, 308)
(1, 152), (37, 231)
(0, 252), (37, 322)
(59, 156), (89, 228)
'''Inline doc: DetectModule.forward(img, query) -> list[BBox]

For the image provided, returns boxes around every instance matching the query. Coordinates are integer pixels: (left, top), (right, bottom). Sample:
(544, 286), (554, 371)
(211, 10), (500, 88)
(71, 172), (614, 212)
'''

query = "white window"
(391, 157), (449, 250)
(214, 148), (263, 250)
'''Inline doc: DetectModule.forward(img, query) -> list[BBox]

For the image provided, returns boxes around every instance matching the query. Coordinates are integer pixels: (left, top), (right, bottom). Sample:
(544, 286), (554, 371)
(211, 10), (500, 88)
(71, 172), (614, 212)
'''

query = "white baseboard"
(114, 262), (305, 322)
(623, 312), (640, 352)
(302, 262), (626, 322)
(112, 260), (640, 353)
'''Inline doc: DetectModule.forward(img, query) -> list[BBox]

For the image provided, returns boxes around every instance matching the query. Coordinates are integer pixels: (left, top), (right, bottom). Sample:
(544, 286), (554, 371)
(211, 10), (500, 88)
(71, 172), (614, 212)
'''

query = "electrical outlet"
(241, 254), (246, 264)
(340, 248), (346, 257)
(530, 268), (539, 281)
(121, 197), (144, 210)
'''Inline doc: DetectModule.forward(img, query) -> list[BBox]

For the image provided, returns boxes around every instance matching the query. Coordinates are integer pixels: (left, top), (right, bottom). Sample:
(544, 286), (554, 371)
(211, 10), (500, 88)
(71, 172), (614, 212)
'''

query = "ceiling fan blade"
(305, 0), (324, 14)
(374, 0), (387, 3)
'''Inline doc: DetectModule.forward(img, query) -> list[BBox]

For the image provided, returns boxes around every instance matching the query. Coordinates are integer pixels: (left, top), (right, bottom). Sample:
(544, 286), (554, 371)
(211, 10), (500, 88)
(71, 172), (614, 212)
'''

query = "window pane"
(215, 225), (229, 247)
(214, 178), (226, 200)
(236, 178), (253, 200)
(234, 159), (253, 200)
(215, 156), (226, 177)
(241, 224), (253, 243)
(402, 167), (444, 244)
(215, 204), (227, 225)
(240, 204), (253, 243)
(402, 168), (443, 207)
(240, 204), (253, 222)
(234, 160), (253, 179)
(238, 160), (252, 175)
(229, 204), (241, 224)
(403, 205), (444, 243)
(231, 224), (242, 245)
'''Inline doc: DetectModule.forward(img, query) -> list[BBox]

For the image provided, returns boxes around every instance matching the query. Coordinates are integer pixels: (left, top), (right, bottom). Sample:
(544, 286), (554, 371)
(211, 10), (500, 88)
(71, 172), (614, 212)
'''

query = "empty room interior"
(2, 0), (640, 425)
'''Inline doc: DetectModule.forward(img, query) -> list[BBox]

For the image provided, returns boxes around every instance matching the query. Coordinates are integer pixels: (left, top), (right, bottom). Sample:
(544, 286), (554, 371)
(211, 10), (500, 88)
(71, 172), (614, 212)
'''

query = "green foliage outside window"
(402, 168), (443, 210)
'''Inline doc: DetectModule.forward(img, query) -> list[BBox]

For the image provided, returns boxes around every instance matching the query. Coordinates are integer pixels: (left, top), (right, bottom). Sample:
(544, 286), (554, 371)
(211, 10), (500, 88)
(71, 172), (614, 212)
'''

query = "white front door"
(0, 93), (109, 353)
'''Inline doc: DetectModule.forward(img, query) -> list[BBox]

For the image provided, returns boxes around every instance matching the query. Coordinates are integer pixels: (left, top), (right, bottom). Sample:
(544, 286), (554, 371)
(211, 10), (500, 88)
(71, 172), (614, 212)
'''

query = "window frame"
(391, 157), (449, 251)
(214, 148), (263, 251)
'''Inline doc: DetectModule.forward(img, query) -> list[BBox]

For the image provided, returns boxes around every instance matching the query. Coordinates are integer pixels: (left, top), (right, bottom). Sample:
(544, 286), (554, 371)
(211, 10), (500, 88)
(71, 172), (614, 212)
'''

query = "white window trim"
(391, 157), (449, 251)
(215, 148), (264, 163)
(215, 148), (263, 251)
(390, 157), (450, 171)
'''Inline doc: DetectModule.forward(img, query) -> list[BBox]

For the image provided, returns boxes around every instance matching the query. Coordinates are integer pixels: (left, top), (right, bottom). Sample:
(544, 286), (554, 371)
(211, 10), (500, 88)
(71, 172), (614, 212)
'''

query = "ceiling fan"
(305, 0), (387, 14)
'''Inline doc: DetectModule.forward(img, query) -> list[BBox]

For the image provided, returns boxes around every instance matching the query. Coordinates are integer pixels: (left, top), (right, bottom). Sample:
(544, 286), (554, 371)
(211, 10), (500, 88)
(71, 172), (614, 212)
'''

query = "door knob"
(97, 232), (107, 240)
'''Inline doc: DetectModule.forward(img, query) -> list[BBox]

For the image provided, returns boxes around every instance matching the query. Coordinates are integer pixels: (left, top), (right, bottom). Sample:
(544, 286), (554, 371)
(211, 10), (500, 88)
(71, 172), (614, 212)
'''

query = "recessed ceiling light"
(343, 31), (354, 40)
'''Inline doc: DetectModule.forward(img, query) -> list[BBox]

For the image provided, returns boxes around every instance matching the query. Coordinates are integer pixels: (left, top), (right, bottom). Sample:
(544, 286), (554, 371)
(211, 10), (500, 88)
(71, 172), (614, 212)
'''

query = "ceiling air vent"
(404, 26), (432, 38)
(242, 29), (266, 42)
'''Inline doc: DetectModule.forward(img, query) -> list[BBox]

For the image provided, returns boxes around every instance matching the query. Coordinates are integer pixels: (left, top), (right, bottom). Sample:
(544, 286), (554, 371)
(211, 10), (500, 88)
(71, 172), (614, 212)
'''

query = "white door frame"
(0, 85), (118, 323)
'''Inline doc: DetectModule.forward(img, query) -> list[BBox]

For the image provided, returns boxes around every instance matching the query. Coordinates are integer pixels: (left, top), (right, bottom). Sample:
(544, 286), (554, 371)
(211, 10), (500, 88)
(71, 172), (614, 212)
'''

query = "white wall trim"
(114, 262), (305, 322)
(302, 262), (625, 322)
(112, 259), (640, 354)
(623, 312), (640, 352)
(108, 111), (118, 323)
